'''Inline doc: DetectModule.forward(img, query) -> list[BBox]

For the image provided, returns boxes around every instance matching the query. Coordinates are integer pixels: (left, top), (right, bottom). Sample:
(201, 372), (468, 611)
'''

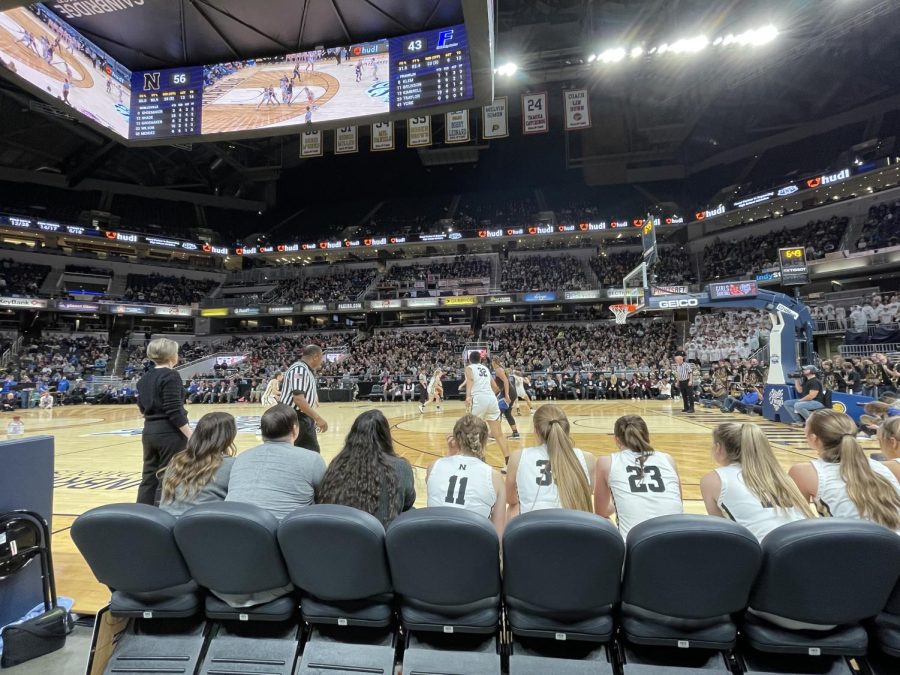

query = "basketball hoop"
(610, 304), (637, 324)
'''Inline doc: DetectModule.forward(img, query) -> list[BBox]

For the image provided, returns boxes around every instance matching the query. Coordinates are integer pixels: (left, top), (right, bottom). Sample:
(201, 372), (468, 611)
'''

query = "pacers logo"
(832, 401), (846, 413)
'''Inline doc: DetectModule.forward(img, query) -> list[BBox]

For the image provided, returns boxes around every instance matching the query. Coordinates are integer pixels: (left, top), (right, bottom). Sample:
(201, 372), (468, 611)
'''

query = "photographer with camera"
(782, 365), (826, 426)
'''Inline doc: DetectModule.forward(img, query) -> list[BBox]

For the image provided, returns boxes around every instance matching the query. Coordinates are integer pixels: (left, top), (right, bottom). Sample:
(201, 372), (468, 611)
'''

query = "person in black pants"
(282, 344), (327, 453)
(675, 354), (695, 413)
(136, 338), (192, 505)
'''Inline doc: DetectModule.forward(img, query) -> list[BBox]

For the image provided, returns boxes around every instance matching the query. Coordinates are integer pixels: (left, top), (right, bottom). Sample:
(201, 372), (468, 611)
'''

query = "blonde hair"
(877, 417), (900, 459)
(147, 338), (179, 365)
(614, 415), (654, 470)
(808, 409), (900, 529)
(713, 423), (810, 515)
(452, 414), (489, 461)
(533, 404), (592, 512)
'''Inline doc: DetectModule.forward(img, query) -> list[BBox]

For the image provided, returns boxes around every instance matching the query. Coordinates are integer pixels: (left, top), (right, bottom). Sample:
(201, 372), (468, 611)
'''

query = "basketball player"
(261, 372), (283, 407)
(594, 415), (683, 539)
(513, 369), (535, 416)
(700, 422), (810, 541)
(464, 351), (509, 463)
(426, 413), (505, 534)
(506, 404), (594, 517)
(355, 61), (362, 82)
(492, 356), (520, 440)
(106, 76), (112, 94)
(291, 61), (301, 83)
(878, 417), (900, 482)
(418, 368), (444, 413)
(305, 52), (315, 72)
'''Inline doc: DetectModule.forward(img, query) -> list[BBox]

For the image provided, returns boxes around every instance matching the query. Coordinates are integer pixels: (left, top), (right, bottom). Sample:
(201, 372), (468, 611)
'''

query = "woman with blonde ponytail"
(506, 404), (594, 518)
(877, 416), (900, 482)
(789, 409), (900, 531)
(701, 423), (809, 541)
(426, 414), (506, 534)
(594, 415), (683, 538)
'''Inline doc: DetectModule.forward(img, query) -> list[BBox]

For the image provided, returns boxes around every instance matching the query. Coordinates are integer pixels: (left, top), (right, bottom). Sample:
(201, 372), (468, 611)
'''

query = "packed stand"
(266, 269), (376, 304)
(589, 249), (695, 287)
(123, 274), (219, 305)
(856, 199), (900, 251)
(0, 259), (50, 296)
(383, 257), (491, 285)
(501, 255), (588, 292)
(686, 311), (770, 364)
(702, 216), (848, 280)
(455, 191), (538, 228)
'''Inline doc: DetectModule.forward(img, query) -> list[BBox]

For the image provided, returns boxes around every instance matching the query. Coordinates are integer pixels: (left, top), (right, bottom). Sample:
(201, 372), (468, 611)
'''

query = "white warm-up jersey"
(427, 376), (440, 395)
(427, 455), (496, 519)
(715, 463), (806, 541)
(467, 363), (494, 397)
(608, 449), (683, 538)
(812, 458), (900, 526)
(516, 444), (590, 514)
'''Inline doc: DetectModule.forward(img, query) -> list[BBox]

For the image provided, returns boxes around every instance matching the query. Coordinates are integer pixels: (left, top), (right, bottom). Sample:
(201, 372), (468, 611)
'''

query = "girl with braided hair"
(426, 413), (506, 534)
(594, 415), (683, 538)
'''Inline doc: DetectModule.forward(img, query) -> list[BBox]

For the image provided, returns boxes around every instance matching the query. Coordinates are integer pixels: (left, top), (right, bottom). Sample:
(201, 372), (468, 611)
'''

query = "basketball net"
(609, 304), (637, 324)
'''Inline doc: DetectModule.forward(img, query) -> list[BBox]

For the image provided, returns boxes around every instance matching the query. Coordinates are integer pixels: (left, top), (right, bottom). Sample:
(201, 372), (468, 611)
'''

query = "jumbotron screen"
(0, 4), (474, 143)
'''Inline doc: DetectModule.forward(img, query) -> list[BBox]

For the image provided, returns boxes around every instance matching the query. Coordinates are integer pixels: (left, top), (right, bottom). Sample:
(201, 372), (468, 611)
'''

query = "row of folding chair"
(72, 503), (900, 675)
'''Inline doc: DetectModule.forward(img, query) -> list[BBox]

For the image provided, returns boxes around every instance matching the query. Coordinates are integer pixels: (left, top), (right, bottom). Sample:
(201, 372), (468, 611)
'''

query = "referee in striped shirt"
(674, 353), (695, 414)
(280, 344), (328, 453)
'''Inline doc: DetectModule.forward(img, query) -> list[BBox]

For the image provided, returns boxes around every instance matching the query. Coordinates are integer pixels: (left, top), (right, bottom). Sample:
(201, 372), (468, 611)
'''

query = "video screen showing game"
(200, 41), (390, 135)
(0, 4), (131, 138)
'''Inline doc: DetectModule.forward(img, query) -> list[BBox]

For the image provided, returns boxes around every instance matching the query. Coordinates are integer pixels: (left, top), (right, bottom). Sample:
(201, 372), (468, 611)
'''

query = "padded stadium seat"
(743, 519), (900, 662)
(622, 515), (762, 650)
(279, 505), (397, 675)
(71, 503), (200, 618)
(368, 384), (384, 400)
(503, 509), (624, 642)
(174, 502), (295, 622)
(386, 506), (501, 633)
(279, 504), (393, 627)
(873, 579), (900, 658)
(387, 507), (502, 675)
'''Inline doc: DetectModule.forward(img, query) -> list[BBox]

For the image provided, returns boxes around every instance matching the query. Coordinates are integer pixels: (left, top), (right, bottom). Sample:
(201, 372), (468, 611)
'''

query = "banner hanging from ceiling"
(334, 126), (358, 154)
(407, 116), (432, 147)
(482, 96), (508, 138)
(371, 121), (395, 151)
(522, 92), (548, 134)
(563, 89), (591, 130)
(299, 129), (323, 157)
(445, 110), (470, 143)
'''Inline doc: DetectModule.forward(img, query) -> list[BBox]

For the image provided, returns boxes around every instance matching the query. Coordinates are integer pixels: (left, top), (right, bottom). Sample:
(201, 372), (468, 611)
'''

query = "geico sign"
(658, 298), (699, 309)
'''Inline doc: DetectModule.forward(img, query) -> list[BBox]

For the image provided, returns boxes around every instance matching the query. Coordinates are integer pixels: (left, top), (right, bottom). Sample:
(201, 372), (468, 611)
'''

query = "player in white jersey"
(512, 370), (535, 416)
(594, 415), (683, 539)
(507, 404), (594, 517)
(878, 418), (900, 482)
(700, 423), (810, 541)
(427, 414), (505, 534)
(419, 368), (444, 413)
(261, 372), (283, 406)
(789, 409), (900, 532)
(463, 351), (510, 463)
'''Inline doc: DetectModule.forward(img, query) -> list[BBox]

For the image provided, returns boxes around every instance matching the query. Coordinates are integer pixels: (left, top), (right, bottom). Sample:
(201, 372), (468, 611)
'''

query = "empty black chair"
(279, 504), (392, 627)
(387, 507), (502, 674)
(743, 519), (900, 663)
(504, 509), (624, 642)
(279, 505), (396, 675)
(504, 509), (625, 674)
(71, 503), (200, 618)
(874, 578), (900, 658)
(622, 515), (761, 650)
(174, 502), (294, 622)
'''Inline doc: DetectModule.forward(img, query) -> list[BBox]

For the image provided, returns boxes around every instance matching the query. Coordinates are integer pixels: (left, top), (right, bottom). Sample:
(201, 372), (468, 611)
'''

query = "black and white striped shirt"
(281, 360), (318, 410)
(676, 363), (692, 382)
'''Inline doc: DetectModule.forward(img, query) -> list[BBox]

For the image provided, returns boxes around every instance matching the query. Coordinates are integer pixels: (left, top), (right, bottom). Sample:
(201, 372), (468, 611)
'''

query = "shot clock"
(777, 246), (809, 286)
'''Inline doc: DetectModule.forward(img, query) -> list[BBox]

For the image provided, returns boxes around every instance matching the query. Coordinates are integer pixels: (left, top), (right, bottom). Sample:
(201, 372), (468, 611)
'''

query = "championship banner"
(482, 97), (509, 139)
(407, 116), (432, 147)
(563, 89), (591, 130)
(445, 110), (470, 144)
(300, 130), (323, 157)
(522, 92), (548, 134)
(334, 126), (358, 154)
(371, 121), (395, 151)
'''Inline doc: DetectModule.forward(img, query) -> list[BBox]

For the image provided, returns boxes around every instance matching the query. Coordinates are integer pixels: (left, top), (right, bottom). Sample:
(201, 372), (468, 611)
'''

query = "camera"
(788, 372), (803, 379)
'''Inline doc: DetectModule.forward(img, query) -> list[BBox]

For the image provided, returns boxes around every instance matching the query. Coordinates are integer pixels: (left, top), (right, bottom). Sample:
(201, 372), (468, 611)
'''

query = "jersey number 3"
(535, 460), (552, 486)
(626, 465), (665, 493)
(444, 475), (468, 505)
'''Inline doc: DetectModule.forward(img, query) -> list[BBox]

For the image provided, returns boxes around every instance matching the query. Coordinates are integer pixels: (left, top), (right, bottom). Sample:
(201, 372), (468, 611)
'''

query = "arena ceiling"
(0, 0), (899, 221)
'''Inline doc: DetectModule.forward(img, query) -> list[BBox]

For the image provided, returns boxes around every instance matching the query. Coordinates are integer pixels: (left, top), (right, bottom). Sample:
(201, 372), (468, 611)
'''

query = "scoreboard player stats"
(129, 67), (202, 139)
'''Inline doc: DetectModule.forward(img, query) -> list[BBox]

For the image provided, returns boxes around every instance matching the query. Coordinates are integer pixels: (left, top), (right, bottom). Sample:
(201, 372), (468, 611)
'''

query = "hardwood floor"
(9, 398), (871, 615)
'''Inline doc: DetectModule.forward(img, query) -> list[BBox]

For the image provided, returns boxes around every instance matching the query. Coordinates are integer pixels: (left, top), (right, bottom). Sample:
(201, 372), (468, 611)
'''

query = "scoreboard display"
(129, 24), (474, 143)
(708, 280), (758, 300)
(777, 247), (810, 286)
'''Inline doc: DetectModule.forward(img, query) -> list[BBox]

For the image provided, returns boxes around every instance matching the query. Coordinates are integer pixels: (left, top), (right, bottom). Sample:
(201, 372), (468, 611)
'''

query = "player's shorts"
(471, 393), (501, 422)
(515, 384), (527, 399)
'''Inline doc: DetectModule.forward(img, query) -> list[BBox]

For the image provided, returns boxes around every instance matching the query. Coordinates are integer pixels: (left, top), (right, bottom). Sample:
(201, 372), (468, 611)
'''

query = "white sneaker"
(436, 406), (442, 412)
(418, 404), (425, 413)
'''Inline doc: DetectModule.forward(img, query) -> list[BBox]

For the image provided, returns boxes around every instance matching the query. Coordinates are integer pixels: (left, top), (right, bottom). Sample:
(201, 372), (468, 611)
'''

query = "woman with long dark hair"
(316, 410), (415, 527)
(159, 412), (236, 516)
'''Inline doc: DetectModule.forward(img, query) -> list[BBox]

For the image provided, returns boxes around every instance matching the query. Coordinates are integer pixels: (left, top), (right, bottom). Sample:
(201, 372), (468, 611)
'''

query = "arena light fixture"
(669, 36), (709, 54)
(587, 53), (597, 63)
(630, 46), (644, 59)
(599, 47), (626, 63)
(495, 62), (518, 76)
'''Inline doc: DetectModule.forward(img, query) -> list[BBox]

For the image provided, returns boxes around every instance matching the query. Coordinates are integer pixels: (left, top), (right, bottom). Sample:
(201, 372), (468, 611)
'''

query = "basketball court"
(21, 397), (871, 617)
